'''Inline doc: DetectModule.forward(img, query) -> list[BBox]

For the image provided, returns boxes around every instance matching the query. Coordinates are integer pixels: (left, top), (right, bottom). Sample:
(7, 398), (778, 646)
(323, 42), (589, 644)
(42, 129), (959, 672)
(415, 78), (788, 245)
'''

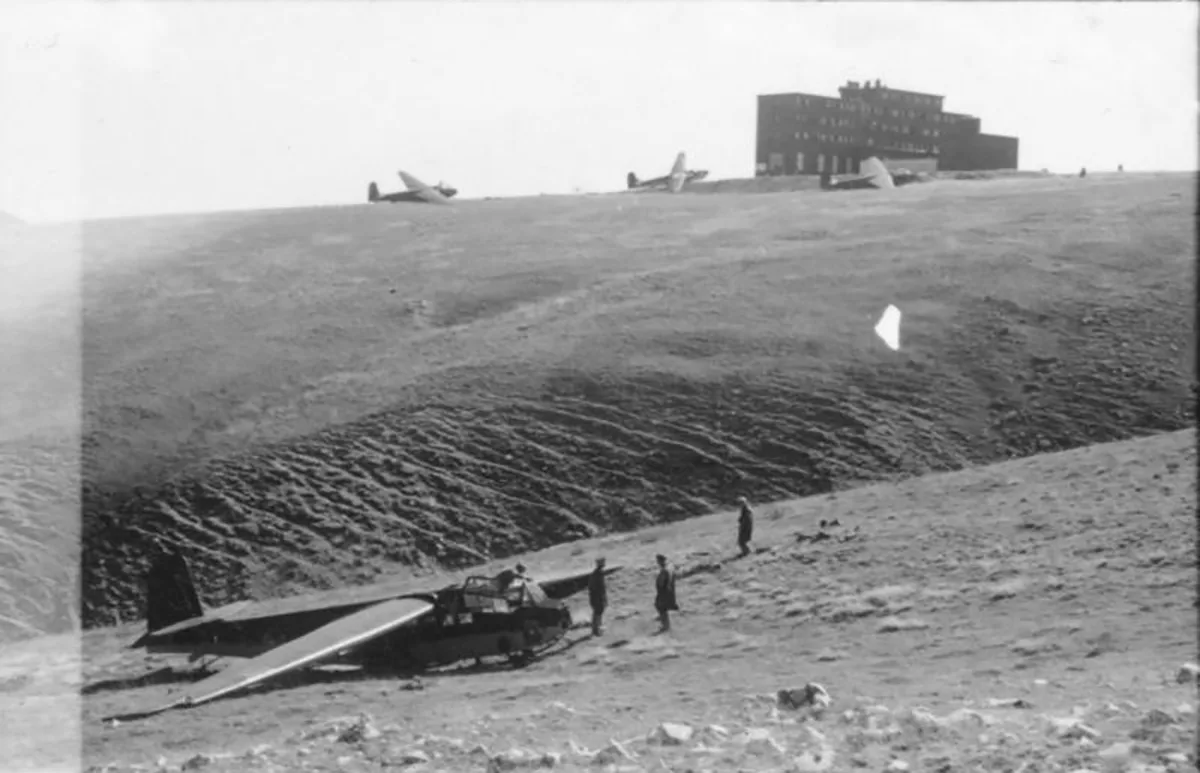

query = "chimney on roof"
(875, 78), (882, 88)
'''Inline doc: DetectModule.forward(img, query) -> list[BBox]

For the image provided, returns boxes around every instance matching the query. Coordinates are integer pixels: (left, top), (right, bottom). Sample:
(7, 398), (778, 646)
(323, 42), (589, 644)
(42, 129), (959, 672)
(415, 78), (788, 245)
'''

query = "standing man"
(588, 557), (608, 637)
(654, 554), (678, 633)
(737, 496), (754, 557)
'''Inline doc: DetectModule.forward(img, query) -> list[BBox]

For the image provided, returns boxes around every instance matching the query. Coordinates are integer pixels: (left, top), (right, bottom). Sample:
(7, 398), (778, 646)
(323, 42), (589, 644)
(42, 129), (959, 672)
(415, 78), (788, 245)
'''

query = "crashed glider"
(627, 152), (708, 193)
(101, 549), (620, 721)
(368, 171), (457, 204)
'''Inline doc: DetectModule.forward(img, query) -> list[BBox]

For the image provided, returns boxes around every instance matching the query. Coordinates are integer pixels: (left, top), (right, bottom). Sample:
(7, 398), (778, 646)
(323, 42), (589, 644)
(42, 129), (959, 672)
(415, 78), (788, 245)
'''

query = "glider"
(822, 156), (896, 191)
(627, 152), (709, 193)
(368, 171), (457, 204)
(104, 550), (619, 720)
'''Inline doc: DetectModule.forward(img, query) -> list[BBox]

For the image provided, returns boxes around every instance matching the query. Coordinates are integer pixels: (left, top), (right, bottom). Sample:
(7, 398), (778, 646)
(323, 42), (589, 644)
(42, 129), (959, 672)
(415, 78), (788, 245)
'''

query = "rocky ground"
(23, 427), (1186, 772)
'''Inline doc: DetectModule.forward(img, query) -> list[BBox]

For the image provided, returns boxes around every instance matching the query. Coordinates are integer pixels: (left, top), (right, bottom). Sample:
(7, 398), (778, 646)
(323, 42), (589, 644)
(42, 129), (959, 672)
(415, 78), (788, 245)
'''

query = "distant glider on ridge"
(822, 156), (896, 191)
(368, 171), (457, 204)
(627, 152), (708, 194)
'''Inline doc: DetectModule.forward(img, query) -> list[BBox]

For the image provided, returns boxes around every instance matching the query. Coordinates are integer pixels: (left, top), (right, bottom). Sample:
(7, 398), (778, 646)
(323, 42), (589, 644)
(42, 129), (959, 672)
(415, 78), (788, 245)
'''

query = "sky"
(1, 2), (1196, 222)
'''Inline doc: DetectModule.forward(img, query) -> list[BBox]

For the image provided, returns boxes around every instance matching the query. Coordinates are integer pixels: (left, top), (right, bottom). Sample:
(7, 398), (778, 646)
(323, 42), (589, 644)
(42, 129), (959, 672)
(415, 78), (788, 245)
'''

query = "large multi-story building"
(755, 79), (1018, 177)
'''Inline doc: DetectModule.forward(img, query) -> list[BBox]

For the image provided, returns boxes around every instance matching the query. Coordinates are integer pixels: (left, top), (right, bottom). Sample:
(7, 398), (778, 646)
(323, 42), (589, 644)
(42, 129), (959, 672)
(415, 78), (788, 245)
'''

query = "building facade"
(755, 79), (1018, 176)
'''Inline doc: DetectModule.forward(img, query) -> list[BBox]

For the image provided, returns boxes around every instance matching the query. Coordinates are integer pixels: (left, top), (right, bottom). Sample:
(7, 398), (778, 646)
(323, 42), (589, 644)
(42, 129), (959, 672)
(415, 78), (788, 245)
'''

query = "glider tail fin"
(145, 548), (204, 633)
(671, 152), (686, 177)
(368, 182), (380, 202)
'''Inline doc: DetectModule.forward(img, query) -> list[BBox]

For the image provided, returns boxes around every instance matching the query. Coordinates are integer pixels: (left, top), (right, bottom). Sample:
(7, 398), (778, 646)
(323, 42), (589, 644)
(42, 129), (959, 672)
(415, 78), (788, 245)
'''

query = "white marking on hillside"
(875, 305), (902, 351)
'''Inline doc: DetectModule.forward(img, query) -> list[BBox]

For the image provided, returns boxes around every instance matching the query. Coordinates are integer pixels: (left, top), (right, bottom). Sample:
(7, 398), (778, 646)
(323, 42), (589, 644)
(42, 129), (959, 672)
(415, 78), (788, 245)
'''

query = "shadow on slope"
(78, 428), (1196, 769)
(19, 176), (1197, 631)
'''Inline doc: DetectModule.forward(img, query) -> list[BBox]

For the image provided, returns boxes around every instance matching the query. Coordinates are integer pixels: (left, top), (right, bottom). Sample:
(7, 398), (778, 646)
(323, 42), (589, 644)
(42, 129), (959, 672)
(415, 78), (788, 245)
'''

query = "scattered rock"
(1143, 708), (1178, 727)
(895, 707), (948, 735)
(1045, 715), (1102, 741)
(592, 740), (637, 766)
(180, 755), (213, 771)
(877, 616), (930, 633)
(647, 722), (695, 745)
(777, 683), (832, 711)
(393, 749), (430, 767)
(487, 748), (559, 771)
(734, 727), (788, 756)
(1175, 663), (1199, 685)
(416, 733), (468, 754)
(987, 697), (1033, 709)
(239, 744), (273, 760)
(887, 761), (911, 773)
(815, 648), (843, 662)
(337, 714), (382, 743)
(943, 708), (994, 727)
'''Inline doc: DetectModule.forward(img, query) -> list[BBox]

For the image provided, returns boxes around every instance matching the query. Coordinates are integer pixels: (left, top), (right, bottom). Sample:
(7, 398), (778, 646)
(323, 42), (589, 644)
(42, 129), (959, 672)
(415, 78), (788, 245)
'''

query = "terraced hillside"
(3, 173), (1194, 637)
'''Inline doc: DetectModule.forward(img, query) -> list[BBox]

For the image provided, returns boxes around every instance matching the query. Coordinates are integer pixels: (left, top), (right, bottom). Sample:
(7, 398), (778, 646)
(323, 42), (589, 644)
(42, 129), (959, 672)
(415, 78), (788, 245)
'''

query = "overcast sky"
(2, 2), (1196, 222)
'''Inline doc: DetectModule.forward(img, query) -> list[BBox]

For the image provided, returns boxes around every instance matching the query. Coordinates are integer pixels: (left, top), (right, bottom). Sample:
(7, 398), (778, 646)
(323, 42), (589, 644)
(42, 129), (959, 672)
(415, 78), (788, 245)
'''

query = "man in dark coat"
(588, 557), (608, 636)
(654, 554), (678, 633)
(737, 496), (754, 557)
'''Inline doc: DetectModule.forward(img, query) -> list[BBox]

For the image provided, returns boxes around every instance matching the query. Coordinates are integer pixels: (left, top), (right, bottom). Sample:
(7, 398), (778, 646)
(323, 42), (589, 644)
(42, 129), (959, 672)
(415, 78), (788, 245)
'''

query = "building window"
(803, 131), (810, 140)
(867, 137), (874, 146)
(795, 132), (800, 140)
(932, 145), (940, 154)
(932, 129), (940, 137)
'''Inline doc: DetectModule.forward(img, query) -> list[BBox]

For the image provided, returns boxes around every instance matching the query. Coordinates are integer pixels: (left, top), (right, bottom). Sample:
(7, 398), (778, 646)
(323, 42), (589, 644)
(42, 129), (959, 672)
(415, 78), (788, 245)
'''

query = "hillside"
(7, 427), (1194, 772)
(1, 173), (1194, 637)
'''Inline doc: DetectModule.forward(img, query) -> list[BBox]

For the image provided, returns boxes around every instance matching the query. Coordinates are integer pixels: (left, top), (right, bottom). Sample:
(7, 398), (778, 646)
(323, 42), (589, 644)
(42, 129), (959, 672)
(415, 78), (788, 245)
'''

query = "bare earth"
(3, 427), (1194, 771)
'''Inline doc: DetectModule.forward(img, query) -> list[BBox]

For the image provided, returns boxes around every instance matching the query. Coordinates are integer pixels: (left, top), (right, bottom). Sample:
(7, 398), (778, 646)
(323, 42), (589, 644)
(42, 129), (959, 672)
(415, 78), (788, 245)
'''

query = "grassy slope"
(2, 174), (1194, 636)
(53, 426), (1196, 772)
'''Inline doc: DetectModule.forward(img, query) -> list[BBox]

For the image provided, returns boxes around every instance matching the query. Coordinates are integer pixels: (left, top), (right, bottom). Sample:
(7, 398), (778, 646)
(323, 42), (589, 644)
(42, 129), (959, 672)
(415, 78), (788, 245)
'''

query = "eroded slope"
(7, 175), (1194, 632)
(71, 428), (1196, 772)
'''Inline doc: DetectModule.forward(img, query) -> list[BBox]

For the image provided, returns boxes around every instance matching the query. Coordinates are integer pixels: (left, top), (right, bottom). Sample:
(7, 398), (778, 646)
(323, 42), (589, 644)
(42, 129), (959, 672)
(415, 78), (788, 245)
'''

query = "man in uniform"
(654, 554), (678, 633)
(588, 557), (608, 636)
(737, 496), (754, 557)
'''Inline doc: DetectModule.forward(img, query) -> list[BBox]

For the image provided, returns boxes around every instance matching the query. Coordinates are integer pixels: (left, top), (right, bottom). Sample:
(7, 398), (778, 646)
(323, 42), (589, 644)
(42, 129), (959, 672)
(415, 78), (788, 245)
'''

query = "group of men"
(583, 497), (755, 636)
